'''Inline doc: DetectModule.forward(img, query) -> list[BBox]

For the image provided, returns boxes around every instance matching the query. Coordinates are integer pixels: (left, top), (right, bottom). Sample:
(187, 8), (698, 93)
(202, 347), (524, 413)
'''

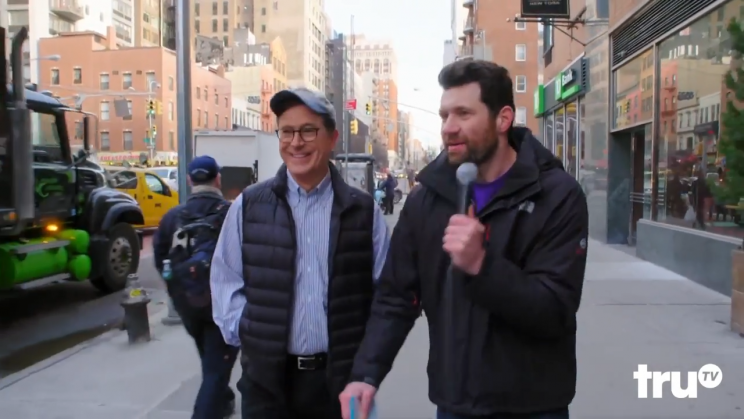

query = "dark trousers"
(384, 193), (394, 214)
(239, 362), (340, 419)
(179, 308), (239, 419)
(437, 407), (569, 419)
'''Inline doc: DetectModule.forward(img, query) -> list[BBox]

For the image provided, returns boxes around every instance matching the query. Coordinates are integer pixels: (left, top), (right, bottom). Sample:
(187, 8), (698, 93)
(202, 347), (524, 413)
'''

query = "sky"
(324, 0), (451, 150)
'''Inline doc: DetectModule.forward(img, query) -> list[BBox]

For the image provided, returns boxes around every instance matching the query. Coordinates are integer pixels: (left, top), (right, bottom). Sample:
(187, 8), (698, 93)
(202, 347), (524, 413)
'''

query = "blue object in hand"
(349, 395), (377, 419)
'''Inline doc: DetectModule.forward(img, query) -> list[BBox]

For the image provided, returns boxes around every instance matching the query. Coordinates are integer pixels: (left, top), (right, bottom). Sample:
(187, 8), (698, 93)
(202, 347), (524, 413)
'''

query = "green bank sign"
(554, 68), (580, 101)
(534, 85), (544, 116)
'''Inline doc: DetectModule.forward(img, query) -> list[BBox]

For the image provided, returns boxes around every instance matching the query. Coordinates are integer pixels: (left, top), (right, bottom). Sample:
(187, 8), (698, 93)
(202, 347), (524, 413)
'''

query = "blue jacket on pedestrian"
(152, 185), (228, 274)
(383, 174), (396, 195)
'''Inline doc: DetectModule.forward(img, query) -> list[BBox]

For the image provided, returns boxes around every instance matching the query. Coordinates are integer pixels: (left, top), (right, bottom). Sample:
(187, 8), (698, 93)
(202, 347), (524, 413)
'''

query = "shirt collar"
(286, 169), (332, 196)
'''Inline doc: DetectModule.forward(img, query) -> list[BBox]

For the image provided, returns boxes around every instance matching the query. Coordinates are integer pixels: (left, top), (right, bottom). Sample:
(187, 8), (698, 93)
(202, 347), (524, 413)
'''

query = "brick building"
(37, 28), (231, 161)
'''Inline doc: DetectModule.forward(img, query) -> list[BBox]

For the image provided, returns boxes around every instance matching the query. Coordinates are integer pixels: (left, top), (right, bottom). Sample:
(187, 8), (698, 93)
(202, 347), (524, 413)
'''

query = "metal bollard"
(121, 273), (151, 344)
(161, 298), (183, 326)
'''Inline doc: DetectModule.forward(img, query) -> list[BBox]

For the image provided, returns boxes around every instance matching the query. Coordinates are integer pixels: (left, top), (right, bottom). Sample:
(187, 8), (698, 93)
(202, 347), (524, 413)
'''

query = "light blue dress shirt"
(210, 171), (390, 353)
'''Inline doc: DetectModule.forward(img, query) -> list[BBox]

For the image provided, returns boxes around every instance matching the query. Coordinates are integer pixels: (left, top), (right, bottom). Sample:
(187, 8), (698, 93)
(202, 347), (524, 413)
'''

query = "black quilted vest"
(239, 164), (375, 400)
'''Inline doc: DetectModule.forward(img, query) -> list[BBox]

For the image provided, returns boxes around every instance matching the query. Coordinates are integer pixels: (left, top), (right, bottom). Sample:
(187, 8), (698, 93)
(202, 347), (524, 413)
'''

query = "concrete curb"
(0, 303), (171, 391)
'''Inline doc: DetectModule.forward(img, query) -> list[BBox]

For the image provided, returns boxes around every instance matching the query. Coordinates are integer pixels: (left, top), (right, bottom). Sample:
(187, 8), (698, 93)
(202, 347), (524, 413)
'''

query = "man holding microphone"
(340, 59), (589, 419)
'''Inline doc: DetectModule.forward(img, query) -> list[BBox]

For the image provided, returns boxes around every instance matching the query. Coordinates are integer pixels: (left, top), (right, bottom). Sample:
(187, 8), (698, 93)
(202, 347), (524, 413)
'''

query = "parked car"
(107, 168), (179, 228)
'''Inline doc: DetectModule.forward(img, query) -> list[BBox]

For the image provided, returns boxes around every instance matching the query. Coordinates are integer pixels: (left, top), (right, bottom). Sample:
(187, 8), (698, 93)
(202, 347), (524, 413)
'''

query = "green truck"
(0, 27), (144, 293)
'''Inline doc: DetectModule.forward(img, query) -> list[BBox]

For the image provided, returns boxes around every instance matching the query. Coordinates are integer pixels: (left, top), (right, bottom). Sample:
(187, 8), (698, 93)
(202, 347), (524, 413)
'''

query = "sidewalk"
(0, 239), (743, 418)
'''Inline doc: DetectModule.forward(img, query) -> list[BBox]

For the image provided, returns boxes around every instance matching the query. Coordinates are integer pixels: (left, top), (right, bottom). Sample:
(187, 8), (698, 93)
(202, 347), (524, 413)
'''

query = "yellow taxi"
(106, 168), (179, 228)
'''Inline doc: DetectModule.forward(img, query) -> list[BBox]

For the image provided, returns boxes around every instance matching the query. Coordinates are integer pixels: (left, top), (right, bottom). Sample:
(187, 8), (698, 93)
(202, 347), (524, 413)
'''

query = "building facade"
(253, 0), (329, 90)
(37, 30), (231, 160)
(192, 0), (254, 47)
(608, 0), (742, 295)
(232, 96), (262, 130)
(6, 0), (119, 83)
(461, 0), (540, 131)
(225, 64), (274, 131)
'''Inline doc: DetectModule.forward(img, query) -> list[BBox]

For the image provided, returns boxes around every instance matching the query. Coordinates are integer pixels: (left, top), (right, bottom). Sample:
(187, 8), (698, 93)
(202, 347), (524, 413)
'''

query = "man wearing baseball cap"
(210, 87), (390, 419)
(153, 155), (238, 419)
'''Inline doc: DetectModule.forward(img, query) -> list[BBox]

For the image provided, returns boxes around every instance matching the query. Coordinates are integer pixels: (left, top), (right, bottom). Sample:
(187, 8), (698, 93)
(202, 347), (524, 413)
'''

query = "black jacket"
(153, 186), (228, 273)
(350, 128), (589, 415)
(238, 164), (376, 401)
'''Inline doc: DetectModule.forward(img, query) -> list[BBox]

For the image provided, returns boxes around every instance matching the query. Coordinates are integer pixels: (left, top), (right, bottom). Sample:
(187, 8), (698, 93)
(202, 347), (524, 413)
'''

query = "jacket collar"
(271, 162), (359, 211)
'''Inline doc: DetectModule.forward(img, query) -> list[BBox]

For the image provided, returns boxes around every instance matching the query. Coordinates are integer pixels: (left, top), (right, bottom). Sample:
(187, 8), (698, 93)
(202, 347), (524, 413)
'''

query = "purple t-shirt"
(471, 173), (509, 213)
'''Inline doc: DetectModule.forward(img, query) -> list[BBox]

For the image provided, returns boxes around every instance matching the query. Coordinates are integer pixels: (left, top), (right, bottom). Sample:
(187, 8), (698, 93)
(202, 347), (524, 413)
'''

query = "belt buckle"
(297, 356), (315, 370)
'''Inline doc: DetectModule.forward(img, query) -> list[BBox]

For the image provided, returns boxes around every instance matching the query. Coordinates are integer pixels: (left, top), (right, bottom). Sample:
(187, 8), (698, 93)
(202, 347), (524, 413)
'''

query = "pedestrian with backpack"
(153, 155), (238, 419)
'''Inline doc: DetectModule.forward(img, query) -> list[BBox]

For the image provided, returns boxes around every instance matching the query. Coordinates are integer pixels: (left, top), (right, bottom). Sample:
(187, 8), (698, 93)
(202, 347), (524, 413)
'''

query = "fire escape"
(459, 0), (475, 59)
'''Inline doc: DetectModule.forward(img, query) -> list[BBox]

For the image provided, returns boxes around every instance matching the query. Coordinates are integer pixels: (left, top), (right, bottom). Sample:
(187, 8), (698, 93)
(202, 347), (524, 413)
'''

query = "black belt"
(287, 353), (327, 370)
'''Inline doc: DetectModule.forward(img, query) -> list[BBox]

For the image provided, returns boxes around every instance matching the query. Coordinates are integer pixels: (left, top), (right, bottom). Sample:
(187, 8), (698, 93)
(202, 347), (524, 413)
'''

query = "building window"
(169, 131), (175, 150)
(195, 20), (200, 33)
(223, 35), (229, 46)
(168, 76), (174, 91)
(127, 100), (132, 116)
(224, 116), (228, 129)
(100, 131), (110, 151)
(262, 24), (266, 33)
(73, 68), (82, 84)
(100, 73), (110, 90)
(515, 44), (526, 61)
(515, 107), (527, 126)
(196, 87), (201, 99)
(262, 7), (266, 15)
(215, 93), (219, 105)
(146, 71), (156, 87)
(515, 75), (527, 92)
(123, 131), (133, 150)
(123, 73), (132, 89)
(212, 19), (217, 32)
(515, 21), (526, 30)
(168, 101), (174, 120)
(212, 1), (217, 14)
(197, 108), (202, 126)
(100, 101), (110, 121)
(195, 3), (200, 16)
(224, 97), (228, 107)
(223, 18), (228, 31)
(214, 114), (218, 129)
(205, 112), (208, 127)
(223, 0), (228, 14)
(50, 69), (60, 85)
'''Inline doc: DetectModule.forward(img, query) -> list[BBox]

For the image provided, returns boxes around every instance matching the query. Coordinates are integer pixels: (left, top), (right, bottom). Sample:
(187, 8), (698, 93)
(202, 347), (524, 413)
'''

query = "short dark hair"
(438, 59), (515, 116)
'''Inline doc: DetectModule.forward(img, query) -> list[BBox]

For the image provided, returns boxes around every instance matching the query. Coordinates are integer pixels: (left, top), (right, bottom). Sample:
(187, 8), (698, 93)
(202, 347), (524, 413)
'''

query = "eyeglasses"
(276, 127), (319, 142)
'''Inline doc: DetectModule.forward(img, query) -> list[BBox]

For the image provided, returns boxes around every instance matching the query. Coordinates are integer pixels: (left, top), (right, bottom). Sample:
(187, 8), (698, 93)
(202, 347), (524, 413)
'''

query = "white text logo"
(633, 364), (722, 398)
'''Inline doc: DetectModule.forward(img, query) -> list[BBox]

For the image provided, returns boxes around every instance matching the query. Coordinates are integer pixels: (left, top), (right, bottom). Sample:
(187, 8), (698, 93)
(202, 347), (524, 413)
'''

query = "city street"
(0, 234), (167, 379)
(0, 204), (744, 418)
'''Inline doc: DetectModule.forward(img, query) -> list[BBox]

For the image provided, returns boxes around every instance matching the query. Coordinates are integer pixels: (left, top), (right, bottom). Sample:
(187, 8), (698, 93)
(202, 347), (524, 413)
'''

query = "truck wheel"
(90, 223), (140, 293)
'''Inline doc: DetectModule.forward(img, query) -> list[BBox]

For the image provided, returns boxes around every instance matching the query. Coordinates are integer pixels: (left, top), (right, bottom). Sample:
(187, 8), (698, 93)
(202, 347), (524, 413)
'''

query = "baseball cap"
(270, 87), (336, 130)
(188, 155), (220, 183)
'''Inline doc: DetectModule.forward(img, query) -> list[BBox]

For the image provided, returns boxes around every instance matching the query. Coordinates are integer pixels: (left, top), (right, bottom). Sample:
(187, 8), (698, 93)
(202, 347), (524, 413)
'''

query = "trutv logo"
(634, 364), (722, 398)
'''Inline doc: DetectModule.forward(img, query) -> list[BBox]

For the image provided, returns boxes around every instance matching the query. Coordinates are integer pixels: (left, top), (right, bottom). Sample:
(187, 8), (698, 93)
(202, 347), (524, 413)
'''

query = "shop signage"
(678, 91), (695, 101)
(246, 96), (260, 104)
(534, 85), (545, 116)
(561, 69), (575, 87)
(520, 0), (570, 19)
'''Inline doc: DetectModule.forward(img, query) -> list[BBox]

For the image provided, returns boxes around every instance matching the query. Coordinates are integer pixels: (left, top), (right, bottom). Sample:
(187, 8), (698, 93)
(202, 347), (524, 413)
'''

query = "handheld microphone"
(455, 162), (478, 214)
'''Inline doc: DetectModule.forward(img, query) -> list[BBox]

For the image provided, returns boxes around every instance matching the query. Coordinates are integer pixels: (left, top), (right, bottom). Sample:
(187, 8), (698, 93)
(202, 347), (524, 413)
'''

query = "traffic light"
(365, 102), (371, 115)
(350, 119), (358, 135)
(155, 100), (162, 115)
(622, 100), (630, 114)
(147, 99), (155, 115)
(151, 125), (157, 137)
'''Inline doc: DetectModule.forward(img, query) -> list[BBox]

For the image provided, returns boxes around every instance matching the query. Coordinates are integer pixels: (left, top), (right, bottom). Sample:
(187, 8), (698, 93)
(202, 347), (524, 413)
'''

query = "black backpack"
(166, 200), (230, 309)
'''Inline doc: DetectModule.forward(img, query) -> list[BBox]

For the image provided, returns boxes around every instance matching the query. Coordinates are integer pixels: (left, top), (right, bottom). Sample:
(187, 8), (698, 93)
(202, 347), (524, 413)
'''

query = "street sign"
(345, 99), (357, 110)
(520, 0), (570, 19)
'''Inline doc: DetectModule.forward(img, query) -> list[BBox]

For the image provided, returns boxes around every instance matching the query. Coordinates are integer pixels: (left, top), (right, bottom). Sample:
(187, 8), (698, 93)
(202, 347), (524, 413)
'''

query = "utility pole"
(341, 33), (348, 181)
(164, 0), (193, 327)
(147, 81), (158, 163)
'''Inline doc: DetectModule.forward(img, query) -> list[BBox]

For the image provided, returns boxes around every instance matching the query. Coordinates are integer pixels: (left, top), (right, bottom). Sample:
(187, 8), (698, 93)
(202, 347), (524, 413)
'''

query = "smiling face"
(439, 82), (513, 166)
(277, 104), (338, 181)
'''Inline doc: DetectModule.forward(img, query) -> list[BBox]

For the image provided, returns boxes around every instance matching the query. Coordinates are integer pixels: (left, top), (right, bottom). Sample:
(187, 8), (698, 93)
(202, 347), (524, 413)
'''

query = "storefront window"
(613, 49), (654, 129)
(566, 102), (578, 178)
(656, 2), (734, 237)
(545, 112), (554, 153)
(554, 106), (565, 163)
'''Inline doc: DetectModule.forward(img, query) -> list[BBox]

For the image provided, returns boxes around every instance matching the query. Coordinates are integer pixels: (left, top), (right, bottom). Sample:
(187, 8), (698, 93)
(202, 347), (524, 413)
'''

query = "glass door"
(554, 106), (565, 164)
(566, 101), (578, 178)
